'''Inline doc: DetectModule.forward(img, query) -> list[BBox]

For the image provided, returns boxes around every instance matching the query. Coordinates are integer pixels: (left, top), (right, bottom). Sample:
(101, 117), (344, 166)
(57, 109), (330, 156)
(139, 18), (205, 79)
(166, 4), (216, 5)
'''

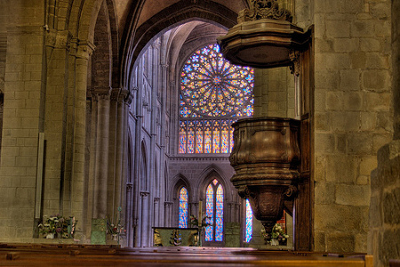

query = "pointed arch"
(172, 174), (191, 228)
(121, 1), (239, 87)
(140, 140), (148, 191)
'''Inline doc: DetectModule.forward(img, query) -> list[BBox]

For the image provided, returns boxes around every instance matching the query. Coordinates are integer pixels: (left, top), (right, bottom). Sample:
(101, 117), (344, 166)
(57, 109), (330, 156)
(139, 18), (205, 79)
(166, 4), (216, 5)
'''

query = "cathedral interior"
(0, 0), (399, 266)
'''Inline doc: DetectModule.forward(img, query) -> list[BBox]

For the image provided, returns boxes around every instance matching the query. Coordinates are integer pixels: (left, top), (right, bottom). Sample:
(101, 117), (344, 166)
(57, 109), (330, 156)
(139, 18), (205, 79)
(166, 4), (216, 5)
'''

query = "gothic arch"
(197, 165), (227, 199)
(121, 0), (238, 87)
(172, 174), (191, 227)
(172, 174), (191, 201)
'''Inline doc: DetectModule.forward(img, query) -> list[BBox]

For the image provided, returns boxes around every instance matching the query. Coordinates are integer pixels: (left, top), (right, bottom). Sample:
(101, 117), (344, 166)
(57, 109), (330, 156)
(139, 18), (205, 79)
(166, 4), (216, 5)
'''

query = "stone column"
(164, 201), (173, 227)
(93, 92), (110, 219)
(0, 24), (44, 241)
(140, 191), (150, 247)
(154, 197), (160, 227)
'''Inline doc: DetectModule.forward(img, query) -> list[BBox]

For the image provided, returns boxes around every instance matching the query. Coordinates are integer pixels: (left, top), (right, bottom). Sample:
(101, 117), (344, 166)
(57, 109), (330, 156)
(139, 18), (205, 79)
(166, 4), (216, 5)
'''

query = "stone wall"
(0, 1), (45, 241)
(253, 67), (296, 118)
(295, 0), (393, 253)
(367, 1), (400, 266)
(369, 140), (400, 267)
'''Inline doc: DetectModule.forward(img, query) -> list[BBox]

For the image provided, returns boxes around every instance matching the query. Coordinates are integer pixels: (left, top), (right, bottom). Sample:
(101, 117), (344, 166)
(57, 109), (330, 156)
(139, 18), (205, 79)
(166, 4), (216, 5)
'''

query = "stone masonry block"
(370, 2), (391, 19)
(333, 38), (358, 52)
(315, 112), (330, 131)
(318, 53), (351, 71)
(339, 69), (360, 91)
(325, 155), (357, 184)
(314, 204), (368, 233)
(314, 155), (327, 182)
(315, 133), (335, 153)
(326, 233), (355, 253)
(343, 92), (362, 111)
(351, 51), (367, 69)
(315, 182), (336, 205)
(327, 21), (350, 38)
(360, 112), (377, 131)
(366, 53), (390, 69)
(383, 188), (400, 224)
(360, 38), (382, 52)
(365, 92), (391, 111)
(359, 156), (378, 176)
(315, 71), (339, 90)
(335, 184), (371, 206)
(330, 111), (360, 132)
(326, 92), (344, 111)
(347, 133), (374, 154)
(351, 20), (376, 37)
(369, 195), (382, 228)
(335, 134), (347, 154)
(362, 70), (390, 91)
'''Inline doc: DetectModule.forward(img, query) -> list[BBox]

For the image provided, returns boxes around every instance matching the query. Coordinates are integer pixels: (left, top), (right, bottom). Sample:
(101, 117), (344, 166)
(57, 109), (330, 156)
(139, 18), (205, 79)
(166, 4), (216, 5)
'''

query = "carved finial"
(238, 0), (292, 23)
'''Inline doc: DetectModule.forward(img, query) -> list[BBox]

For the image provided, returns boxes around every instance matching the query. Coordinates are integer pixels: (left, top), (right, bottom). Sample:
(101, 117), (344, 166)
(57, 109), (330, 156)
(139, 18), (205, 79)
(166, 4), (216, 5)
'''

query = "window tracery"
(205, 179), (224, 242)
(179, 43), (254, 154)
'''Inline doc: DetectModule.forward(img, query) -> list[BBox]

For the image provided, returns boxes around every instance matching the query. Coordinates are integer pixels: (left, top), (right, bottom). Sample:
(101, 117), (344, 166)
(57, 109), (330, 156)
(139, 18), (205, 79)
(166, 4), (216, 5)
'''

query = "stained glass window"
(245, 199), (253, 242)
(205, 179), (224, 242)
(179, 43), (254, 154)
(178, 187), (189, 228)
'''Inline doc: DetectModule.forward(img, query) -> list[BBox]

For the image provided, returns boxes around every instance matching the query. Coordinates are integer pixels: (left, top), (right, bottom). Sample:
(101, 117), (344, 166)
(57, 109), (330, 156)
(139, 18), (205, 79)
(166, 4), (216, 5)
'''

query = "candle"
(198, 201), (202, 226)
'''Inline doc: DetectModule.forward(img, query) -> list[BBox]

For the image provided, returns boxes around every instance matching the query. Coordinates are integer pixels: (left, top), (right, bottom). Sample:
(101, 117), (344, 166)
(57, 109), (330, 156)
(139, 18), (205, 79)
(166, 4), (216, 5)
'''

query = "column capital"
(69, 38), (96, 59)
(92, 90), (111, 101)
(140, 191), (150, 197)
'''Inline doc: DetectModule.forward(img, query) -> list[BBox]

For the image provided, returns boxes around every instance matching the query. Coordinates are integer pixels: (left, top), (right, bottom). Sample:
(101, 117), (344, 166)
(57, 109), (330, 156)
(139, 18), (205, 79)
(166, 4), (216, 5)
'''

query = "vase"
(271, 239), (279, 246)
(46, 233), (54, 239)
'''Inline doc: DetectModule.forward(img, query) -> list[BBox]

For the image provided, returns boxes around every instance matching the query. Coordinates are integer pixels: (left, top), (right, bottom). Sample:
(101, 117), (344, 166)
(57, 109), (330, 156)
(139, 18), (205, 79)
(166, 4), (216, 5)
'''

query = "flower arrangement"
(38, 215), (76, 239)
(107, 207), (126, 242)
(261, 223), (289, 246)
(189, 215), (212, 229)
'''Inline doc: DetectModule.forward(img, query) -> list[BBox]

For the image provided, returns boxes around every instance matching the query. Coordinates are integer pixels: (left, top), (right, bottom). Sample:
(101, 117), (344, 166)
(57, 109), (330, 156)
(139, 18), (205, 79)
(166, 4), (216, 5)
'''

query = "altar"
(153, 227), (199, 247)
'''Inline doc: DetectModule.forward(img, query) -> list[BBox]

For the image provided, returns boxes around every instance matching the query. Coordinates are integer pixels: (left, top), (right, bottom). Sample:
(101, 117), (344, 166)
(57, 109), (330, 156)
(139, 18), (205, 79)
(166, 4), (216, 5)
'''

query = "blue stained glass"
(215, 185), (224, 241)
(205, 184), (214, 241)
(204, 180), (224, 242)
(245, 199), (253, 242)
(179, 187), (189, 228)
(179, 43), (254, 154)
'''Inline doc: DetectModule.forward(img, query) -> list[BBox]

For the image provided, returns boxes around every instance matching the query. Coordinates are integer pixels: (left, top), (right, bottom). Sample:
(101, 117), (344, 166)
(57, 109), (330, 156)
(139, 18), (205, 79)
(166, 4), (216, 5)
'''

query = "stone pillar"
(164, 201), (173, 227)
(93, 92), (110, 218)
(0, 24), (44, 241)
(154, 197), (160, 227)
(140, 191), (150, 247)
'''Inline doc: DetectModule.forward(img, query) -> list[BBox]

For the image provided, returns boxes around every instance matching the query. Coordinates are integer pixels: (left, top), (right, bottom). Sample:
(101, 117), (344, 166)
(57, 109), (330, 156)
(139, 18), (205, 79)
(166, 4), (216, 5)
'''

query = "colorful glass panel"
(212, 121), (220, 153)
(221, 123), (229, 153)
(179, 121), (186, 153)
(187, 122), (195, 153)
(179, 43), (254, 154)
(195, 123), (203, 153)
(215, 184), (224, 241)
(204, 126), (212, 153)
(204, 180), (224, 242)
(205, 184), (214, 241)
(245, 199), (253, 242)
(179, 187), (188, 228)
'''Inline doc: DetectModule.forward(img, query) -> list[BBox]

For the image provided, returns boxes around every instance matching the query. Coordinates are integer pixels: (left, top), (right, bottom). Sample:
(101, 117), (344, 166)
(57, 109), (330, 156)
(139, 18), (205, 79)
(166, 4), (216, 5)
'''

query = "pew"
(0, 243), (373, 266)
